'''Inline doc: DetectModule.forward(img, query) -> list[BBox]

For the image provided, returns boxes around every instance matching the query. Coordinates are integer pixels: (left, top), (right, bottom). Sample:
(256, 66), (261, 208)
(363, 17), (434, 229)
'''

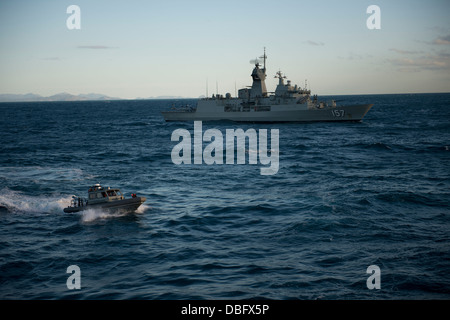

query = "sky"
(0, 0), (449, 99)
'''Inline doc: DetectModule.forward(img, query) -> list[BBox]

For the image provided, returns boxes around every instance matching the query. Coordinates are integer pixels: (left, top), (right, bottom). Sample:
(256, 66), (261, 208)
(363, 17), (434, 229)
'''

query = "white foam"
(80, 208), (114, 223)
(80, 207), (138, 223)
(0, 188), (72, 214)
(135, 203), (150, 214)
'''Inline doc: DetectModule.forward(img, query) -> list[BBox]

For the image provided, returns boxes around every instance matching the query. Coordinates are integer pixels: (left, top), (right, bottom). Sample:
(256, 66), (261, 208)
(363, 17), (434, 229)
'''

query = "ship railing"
(70, 196), (88, 208)
(296, 96), (309, 104)
(168, 105), (197, 112)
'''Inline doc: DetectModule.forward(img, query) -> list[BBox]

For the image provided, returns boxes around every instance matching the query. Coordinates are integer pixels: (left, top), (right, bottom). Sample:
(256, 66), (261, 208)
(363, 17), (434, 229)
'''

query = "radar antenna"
(274, 70), (287, 79)
(250, 58), (262, 66)
(250, 48), (267, 69)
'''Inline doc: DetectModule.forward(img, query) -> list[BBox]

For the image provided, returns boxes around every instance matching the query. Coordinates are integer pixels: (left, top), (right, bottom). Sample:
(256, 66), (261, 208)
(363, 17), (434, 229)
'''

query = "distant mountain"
(0, 93), (44, 102)
(0, 92), (122, 102)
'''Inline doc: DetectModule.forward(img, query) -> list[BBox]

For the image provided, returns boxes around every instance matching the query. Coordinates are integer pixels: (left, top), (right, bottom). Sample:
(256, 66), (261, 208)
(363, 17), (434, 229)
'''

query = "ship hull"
(162, 104), (373, 122)
(63, 197), (146, 213)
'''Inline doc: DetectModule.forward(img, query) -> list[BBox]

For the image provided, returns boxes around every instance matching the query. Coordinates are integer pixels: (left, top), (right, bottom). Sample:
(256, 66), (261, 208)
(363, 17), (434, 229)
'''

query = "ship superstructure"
(162, 49), (373, 122)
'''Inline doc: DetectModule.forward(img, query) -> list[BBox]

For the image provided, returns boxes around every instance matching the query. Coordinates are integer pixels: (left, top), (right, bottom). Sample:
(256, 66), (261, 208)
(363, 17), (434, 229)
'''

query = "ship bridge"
(249, 48), (268, 98)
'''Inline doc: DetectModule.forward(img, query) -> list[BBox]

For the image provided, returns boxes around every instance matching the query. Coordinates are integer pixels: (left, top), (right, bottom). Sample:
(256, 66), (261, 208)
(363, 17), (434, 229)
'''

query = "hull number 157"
(331, 109), (345, 117)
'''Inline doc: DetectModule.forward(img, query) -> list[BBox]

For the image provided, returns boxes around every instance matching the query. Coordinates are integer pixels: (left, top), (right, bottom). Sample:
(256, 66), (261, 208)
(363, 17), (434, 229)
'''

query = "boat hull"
(162, 104), (373, 122)
(63, 197), (146, 213)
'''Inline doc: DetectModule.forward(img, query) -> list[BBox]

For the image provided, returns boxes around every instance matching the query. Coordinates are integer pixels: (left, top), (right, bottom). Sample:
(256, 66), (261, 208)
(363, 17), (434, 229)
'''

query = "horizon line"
(1, 91), (450, 103)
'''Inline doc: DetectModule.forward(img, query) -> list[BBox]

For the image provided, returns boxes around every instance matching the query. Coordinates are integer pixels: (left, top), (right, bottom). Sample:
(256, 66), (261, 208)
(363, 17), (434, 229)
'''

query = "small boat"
(63, 184), (146, 213)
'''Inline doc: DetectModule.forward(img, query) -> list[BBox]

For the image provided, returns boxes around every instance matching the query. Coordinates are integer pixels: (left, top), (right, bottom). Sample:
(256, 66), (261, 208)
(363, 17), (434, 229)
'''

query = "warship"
(162, 49), (373, 122)
(63, 184), (146, 213)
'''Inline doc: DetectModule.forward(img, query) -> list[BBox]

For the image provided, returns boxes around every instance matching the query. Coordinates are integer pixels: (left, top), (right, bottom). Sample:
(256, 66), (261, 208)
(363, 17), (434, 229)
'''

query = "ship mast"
(261, 47), (267, 71)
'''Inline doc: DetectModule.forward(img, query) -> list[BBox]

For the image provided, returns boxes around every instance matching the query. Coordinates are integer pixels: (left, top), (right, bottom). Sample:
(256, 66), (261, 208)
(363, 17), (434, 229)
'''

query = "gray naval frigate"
(162, 49), (373, 122)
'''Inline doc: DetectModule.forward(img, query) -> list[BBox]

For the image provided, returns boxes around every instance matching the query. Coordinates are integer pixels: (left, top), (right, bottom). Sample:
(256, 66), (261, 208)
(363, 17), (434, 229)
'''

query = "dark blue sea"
(1, 93), (449, 300)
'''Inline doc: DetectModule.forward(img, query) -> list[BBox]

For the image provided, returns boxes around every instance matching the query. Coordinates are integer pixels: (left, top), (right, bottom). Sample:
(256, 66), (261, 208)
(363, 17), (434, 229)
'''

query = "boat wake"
(80, 205), (149, 223)
(80, 208), (121, 223)
(0, 188), (72, 214)
(135, 203), (150, 214)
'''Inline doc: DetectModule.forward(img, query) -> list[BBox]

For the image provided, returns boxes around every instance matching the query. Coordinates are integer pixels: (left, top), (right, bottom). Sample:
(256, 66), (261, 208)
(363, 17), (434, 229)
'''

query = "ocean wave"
(0, 166), (95, 186)
(343, 142), (393, 150)
(376, 191), (449, 207)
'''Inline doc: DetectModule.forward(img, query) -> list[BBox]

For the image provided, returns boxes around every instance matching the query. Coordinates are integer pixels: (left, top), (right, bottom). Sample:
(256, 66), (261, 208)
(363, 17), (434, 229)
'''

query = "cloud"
(389, 48), (422, 55)
(77, 45), (116, 49)
(388, 37), (450, 72)
(433, 35), (450, 45)
(386, 53), (450, 72)
(305, 40), (324, 46)
(42, 57), (60, 61)
(338, 52), (372, 60)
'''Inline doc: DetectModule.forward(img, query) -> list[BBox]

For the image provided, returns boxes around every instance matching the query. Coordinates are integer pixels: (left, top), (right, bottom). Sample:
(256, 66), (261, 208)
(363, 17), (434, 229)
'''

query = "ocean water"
(0, 93), (449, 300)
